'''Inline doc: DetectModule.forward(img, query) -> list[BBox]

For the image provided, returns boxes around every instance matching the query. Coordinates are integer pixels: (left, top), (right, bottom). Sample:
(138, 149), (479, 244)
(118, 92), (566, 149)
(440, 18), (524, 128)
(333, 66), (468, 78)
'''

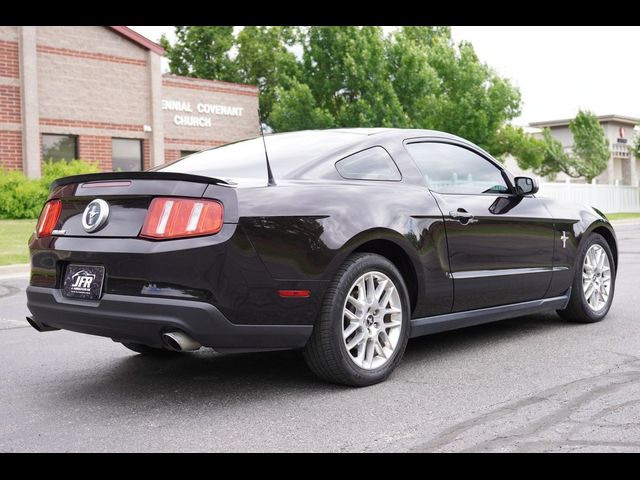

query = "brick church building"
(0, 26), (260, 177)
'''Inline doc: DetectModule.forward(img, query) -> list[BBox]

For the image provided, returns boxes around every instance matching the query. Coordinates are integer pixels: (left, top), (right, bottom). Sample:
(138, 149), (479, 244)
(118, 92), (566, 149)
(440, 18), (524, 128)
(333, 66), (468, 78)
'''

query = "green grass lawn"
(0, 219), (36, 266)
(606, 212), (640, 221)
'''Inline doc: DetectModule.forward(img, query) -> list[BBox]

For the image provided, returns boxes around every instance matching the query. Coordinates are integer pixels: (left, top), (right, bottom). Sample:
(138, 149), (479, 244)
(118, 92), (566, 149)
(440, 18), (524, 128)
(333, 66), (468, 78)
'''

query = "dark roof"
(108, 26), (165, 56)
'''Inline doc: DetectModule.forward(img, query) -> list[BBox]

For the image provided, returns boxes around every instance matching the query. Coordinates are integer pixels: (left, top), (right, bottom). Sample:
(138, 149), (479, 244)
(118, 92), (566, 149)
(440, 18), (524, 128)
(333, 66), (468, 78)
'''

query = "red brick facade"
(164, 149), (181, 163)
(142, 138), (150, 170)
(78, 135), (112, 170)
(162, 79), (259, 97)
(165, 138), (225, 148)
(0, 38), (22, 171)
(39, 118), (145, 132)
(0, 40), (19, 78)
(0, 26), (259, 176)
(36, 45), (147, 67)
(0, 130), (22, 170)
(0, 85), (21, 123)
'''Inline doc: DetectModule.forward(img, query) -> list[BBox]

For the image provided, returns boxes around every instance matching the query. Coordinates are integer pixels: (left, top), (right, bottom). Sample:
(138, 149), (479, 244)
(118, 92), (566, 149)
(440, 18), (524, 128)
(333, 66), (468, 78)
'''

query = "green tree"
(387, 26), (521, 153)
(286, 26), (407, 129)
(534, 128), (572, 180)
(160, 26), (237, 81)
(270, 79), (334, 131)
(630, 130), (640, 159)
(234, 26), (301, 122)
(507, 111), (610, 182)
(491, 124), (545, 170)
(161, 26), (522, 156)
(568, 110), (610, 182)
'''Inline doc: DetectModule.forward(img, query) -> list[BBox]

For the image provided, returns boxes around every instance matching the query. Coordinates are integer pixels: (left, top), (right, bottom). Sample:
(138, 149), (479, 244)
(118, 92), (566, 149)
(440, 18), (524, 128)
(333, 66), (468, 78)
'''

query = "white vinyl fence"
(538, 182), (640, 213)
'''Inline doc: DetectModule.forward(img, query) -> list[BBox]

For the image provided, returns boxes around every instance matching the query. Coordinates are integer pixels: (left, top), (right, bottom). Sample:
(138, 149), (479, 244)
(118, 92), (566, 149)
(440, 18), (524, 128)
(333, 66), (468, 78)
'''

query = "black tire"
(121, 342), (181, 356)
(303, 253), (411, 387)
(557, 233), (616, 323)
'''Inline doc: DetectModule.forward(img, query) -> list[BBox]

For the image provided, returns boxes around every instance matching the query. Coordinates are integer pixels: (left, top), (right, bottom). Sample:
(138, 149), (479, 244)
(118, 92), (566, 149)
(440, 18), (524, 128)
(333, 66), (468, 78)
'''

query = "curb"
(0, 263), (30, 279)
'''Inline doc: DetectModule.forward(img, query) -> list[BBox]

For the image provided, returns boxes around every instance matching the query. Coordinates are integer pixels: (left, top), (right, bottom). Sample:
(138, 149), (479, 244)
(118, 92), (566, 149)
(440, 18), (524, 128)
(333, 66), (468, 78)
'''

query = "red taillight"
(35, 200), (62, 238)
(140, 198), (223, 240)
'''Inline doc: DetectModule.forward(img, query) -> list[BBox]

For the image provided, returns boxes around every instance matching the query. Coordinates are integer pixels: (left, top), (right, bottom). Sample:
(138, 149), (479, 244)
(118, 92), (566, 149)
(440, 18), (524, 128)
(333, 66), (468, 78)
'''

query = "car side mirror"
(514, 176), (539, 196)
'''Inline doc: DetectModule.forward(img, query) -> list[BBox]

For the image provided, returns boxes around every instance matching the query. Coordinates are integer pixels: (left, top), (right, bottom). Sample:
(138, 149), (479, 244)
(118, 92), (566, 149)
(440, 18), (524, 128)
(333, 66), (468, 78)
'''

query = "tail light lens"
(140, 198), (223, 240)
(35, 200), (62, 238)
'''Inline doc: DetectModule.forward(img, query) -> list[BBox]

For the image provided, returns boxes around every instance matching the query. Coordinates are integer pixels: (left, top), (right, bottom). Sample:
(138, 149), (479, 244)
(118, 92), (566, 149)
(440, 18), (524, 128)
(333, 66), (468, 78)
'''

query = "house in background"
(505, 114), (640, 186)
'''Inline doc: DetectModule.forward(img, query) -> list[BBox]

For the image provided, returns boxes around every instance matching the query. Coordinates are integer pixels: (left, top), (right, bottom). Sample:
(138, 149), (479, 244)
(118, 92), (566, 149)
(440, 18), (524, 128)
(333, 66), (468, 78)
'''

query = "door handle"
(449, 209), (475, 224)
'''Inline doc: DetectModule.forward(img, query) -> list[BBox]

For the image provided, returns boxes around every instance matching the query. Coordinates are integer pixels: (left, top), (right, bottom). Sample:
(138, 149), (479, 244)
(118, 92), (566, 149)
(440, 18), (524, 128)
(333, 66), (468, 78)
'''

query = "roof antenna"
(258, 108), (276, 186)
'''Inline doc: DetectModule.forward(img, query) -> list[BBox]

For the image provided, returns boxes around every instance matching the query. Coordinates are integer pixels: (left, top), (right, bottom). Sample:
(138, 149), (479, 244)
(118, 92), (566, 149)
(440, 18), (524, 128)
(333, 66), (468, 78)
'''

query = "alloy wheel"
(341, 271), (403, 370)
(582, 244), (612, 312)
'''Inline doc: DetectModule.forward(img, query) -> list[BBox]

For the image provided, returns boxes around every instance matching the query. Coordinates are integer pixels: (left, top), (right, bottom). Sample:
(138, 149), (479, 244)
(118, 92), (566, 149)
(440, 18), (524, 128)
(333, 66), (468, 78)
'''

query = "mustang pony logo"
(87, 205), (100, 224)
(70, 270), (96, 291)
(82, 199), (110, 233)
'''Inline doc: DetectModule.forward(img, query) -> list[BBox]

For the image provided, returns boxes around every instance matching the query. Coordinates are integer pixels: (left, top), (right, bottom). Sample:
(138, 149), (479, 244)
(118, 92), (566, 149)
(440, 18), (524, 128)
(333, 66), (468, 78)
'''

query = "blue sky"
(129, 26), (640, 126)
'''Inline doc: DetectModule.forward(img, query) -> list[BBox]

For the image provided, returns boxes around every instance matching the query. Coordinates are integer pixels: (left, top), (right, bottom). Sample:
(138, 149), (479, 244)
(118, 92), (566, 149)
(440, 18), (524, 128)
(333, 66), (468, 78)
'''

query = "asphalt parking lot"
(1, 222), (639, 452)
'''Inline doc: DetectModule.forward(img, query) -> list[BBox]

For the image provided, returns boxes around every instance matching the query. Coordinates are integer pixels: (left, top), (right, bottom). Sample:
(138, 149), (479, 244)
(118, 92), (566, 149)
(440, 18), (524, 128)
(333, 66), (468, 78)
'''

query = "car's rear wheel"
(303, 253), (410, 386)
(557, 233), (616, 323)
(121, 342), (181, 356)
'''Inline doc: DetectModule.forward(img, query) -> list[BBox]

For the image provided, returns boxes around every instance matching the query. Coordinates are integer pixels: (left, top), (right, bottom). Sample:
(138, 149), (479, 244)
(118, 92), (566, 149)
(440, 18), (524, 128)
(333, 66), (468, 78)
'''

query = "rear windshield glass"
(154, 131), (363, 184)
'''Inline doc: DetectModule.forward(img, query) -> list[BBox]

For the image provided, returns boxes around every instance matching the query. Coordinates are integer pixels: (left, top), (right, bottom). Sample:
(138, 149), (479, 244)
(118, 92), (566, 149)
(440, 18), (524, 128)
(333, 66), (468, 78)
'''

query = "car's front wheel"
(557, 233), (616, 323)
(303, 253), (410, 386)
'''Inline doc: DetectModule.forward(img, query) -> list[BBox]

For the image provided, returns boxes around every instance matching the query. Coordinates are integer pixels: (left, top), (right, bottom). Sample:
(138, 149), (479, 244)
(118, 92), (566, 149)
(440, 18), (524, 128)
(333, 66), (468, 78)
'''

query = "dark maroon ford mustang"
(26, 129), (617, 386)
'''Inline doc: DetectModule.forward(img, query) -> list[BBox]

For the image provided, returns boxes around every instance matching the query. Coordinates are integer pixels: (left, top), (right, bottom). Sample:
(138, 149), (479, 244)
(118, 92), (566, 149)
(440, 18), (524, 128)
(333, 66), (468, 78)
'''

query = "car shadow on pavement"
(403, 311), (580, 363)
(57, 311), (582, 407)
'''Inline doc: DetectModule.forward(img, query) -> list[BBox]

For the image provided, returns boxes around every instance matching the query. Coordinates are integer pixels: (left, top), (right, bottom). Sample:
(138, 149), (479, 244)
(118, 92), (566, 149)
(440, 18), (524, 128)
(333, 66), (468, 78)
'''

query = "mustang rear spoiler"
(49, 171), (233, 192)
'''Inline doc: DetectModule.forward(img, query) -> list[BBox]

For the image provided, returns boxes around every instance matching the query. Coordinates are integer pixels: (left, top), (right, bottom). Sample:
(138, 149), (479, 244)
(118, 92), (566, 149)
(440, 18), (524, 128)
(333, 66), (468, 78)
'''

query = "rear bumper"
(26, 286), (313, 353)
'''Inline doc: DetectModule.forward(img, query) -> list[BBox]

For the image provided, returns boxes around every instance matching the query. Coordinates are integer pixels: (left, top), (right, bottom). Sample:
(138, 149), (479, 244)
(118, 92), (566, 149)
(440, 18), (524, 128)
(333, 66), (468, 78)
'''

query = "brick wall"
(0, 130), (22, 169)
(162, 75), (260, 146)
(142, 138), (150, 170)
(0, 40), (20, 78)
(0, 27), (260, 176)
(37, 28), (151, 127)
(164, 149), (181, 164)
(37, 27), (148, 62)
(78, 135), (111, 170)
(0, 85), (21, 123)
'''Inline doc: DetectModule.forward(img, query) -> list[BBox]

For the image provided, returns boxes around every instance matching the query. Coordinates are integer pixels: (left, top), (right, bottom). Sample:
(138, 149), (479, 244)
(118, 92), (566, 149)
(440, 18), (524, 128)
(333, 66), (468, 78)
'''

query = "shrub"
(0, 159), (100, 219)
(40, 159), (100, 189)
(0, 171), (47, 219)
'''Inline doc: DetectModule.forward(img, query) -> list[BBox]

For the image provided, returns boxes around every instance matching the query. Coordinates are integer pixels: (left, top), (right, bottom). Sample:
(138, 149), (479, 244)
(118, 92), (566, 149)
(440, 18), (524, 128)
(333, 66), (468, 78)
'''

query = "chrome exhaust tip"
(162, 331), (201, 351)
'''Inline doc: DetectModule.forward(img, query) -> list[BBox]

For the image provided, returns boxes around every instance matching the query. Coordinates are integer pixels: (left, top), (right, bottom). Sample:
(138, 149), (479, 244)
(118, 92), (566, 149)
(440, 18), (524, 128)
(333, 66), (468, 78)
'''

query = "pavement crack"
(409, 361), (640, 452)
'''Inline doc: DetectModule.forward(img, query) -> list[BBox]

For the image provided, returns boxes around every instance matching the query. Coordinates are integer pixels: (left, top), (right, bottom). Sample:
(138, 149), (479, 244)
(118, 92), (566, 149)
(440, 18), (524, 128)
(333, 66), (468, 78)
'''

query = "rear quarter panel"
(237, 181), (453, 317)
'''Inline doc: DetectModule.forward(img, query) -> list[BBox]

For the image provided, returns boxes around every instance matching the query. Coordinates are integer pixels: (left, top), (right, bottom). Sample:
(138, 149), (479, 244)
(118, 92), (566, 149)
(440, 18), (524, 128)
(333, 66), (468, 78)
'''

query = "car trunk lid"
(48, 172), (237, 238)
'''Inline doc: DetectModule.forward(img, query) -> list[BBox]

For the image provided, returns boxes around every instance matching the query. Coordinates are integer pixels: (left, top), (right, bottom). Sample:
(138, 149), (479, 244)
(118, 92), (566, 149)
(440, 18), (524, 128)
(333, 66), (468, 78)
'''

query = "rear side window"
(155, 137), (269, 184)
(335, 147), (401, 181)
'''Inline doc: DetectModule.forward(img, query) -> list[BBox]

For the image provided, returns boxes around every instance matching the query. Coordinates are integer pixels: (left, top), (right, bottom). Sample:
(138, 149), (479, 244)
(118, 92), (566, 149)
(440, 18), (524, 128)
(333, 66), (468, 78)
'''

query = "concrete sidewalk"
(610, 218), (640, 227)
(0, 264), (30, 280)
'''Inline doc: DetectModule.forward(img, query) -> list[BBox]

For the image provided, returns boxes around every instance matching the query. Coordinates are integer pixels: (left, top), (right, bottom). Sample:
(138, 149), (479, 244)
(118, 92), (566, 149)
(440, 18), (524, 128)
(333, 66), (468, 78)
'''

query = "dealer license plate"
(62, 264), (105, 300)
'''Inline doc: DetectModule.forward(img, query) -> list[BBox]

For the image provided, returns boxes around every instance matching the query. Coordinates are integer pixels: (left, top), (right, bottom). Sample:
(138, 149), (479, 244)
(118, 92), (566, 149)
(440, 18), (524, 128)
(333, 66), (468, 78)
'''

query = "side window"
(335, 147), (401, 181)
(405, 142), (509, 195)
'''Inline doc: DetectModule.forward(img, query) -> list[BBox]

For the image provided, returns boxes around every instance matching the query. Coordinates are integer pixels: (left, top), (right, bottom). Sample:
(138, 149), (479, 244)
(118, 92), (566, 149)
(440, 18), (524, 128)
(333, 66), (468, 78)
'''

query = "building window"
(112, 138), (142, 172)
(42, 134), (78, 163)
(180, 150), (199, 158)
